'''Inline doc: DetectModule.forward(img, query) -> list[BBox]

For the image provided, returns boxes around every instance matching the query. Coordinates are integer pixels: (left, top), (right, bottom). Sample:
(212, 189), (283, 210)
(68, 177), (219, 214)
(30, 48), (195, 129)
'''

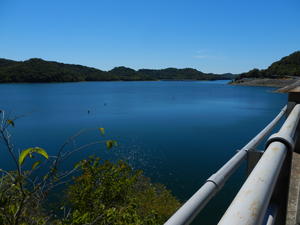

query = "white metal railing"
(217, 104), (300, 225)
(164, 105), (287, 225)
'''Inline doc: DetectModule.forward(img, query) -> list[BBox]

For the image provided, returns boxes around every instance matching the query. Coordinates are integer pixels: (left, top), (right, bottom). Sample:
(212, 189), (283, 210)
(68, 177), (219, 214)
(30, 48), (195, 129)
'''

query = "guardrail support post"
(246, 150), (263, 176)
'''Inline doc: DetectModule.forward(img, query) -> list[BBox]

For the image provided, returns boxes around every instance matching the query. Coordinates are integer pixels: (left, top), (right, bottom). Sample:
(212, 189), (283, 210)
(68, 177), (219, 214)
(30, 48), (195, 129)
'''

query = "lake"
(0, 80), (287, 224)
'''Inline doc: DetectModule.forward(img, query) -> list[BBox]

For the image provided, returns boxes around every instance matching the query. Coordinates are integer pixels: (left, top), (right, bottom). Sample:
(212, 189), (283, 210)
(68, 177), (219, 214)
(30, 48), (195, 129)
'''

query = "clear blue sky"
(0, 0), (299, 73)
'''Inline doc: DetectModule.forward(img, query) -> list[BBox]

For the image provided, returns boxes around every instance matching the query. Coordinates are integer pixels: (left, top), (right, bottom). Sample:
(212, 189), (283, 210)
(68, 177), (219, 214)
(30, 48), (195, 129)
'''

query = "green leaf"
(99, 127), (105, 136)
(74, 161), (82, 169)
(106, 140), (118, 149)
(81, 212), (89, 220)
(112, 140), (118, 147)
(43, 174), (49, 181)
(34, 147), (49, 160)
(7, 119), (15, 127)
(106, 140), (113, 149)
(8, 204), (17, 214)
(18, 147), (48, 165)
(31, 160), (41, 170)
(18, 149), (32, 165)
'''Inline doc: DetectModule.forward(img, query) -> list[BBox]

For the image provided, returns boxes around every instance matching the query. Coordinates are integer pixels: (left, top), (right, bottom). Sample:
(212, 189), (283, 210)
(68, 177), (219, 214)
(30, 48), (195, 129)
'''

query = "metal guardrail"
(218, 104), (300, 225)
(164, 105), (287, 225)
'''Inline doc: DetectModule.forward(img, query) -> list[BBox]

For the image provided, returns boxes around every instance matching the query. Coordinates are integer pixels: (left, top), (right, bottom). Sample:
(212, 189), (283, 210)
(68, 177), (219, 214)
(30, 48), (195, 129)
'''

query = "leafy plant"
(65, 157), (180, 225)
(0, 110), (180, 224)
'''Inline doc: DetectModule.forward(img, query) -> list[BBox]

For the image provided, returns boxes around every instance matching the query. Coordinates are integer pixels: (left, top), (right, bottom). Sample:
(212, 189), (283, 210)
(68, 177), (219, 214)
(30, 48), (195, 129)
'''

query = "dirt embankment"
(229, 77), (299, 88)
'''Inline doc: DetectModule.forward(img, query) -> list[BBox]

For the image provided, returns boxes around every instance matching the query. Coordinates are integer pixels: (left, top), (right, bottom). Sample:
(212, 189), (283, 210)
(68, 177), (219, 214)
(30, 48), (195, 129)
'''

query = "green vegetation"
(0, 58), (235, 83)
(65, 157), (180, 225)
(235, 51), (300, 80)
(0, 111), (180, 225)
(2, 51), (300, 83)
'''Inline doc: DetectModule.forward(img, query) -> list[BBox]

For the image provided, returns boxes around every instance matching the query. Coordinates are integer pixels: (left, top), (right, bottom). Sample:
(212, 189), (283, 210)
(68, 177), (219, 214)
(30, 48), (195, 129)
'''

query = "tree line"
(235, 51), (300, 80)
(0, 58), (235, 83)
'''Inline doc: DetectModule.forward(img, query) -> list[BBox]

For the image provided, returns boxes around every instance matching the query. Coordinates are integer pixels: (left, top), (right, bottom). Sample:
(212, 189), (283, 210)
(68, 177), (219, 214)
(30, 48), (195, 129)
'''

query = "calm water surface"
(0, 80), (287, 224)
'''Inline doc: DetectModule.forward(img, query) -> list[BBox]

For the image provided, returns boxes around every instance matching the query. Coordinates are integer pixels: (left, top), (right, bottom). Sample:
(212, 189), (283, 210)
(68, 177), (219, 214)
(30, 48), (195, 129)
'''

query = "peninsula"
(231, 51), (300, 87)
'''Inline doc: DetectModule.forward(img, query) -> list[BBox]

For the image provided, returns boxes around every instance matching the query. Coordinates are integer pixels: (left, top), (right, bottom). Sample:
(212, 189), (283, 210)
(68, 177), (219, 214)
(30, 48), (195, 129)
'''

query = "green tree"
(65, 157), (180, 225)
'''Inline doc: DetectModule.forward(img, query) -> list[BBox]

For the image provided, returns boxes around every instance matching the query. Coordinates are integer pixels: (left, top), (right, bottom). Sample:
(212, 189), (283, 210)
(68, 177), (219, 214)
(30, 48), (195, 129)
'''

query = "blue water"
(0, 80), (287, 224)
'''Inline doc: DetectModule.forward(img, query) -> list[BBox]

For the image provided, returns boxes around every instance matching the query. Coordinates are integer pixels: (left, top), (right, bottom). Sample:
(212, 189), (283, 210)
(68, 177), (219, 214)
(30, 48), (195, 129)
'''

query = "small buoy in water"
(104, 103), (107, 106)
(88, 110), (90, 114)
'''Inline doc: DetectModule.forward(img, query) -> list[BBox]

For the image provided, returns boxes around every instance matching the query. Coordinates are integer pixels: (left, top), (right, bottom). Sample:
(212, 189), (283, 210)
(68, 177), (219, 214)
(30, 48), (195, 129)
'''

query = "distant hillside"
(235, 51), (300, 80)
(0, 58), (234, 83)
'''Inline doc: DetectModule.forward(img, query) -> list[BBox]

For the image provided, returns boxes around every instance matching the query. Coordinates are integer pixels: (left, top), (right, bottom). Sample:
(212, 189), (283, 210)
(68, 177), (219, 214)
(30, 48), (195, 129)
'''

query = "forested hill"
(0, 58), (235, 83)
(235, 51), (300, 80)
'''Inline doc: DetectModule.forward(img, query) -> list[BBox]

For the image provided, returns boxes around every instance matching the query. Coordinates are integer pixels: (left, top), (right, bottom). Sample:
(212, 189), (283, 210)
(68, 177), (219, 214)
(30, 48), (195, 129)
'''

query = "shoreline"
(0, 79), (231, 84)
(229, 78), (299, 88)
